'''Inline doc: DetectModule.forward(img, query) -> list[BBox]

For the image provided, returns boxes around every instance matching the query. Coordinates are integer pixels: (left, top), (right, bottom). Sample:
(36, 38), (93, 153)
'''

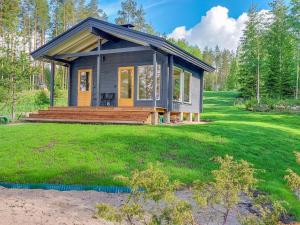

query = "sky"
(100, 0), (290, 51)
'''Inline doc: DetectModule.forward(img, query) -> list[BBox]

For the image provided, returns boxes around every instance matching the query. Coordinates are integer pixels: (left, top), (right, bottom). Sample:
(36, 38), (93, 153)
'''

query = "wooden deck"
(25, 107), (164, 124)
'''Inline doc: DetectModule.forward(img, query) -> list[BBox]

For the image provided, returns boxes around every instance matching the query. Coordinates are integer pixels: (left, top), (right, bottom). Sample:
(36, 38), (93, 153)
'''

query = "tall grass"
(0, 90), (68, 118)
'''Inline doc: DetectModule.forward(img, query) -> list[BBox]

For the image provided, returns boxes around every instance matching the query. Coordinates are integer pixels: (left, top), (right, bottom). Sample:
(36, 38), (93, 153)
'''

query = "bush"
(193, 155), (257, 225)
(96, 163), (194, 225)
(34, 90), (50, 106)
(244, 98), (300, 113)
(284, 152), (300, 199)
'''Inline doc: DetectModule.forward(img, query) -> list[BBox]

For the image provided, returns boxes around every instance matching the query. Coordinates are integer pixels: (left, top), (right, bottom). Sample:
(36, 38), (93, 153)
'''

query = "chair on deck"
(100, 93), (116, 106)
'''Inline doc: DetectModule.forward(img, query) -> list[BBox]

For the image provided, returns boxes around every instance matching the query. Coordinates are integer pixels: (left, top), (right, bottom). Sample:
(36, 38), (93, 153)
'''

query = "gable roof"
(31, 17), (215, 72)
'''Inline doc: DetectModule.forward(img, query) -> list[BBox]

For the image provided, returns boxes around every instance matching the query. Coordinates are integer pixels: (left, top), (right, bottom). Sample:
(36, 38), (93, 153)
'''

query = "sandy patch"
(0, 187), (253, 225)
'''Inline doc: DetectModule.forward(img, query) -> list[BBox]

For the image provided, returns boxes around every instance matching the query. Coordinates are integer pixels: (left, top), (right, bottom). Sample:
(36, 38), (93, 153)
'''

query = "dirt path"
(0, 187), (248, 225)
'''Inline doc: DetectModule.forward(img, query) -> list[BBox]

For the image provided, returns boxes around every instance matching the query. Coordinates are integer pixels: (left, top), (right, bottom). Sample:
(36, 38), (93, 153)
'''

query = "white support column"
(194, 113), (200, 122)
(188, 113), (193, 122)
(179, 112), (184, 122)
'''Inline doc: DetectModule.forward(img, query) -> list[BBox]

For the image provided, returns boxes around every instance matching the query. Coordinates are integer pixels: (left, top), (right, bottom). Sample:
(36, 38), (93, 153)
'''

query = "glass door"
(118, 67), (134, 107)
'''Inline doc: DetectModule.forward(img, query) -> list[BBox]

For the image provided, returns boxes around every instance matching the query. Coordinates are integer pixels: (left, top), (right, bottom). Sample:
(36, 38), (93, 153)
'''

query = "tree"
(115, 0), (154, 33)
(238, 6), (264, 101)
(264, 0), (296, 99)
(226, 55), (239, 90)
(168, 38), (202, 59)
(289, 0), (300, 99)
(87, 0), (107, 21)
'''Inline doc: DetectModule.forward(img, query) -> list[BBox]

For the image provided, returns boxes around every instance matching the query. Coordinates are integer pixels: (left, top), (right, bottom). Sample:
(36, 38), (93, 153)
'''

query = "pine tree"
(87, 0), (107, 21)
(226, 55), (239, 90)
(289, 0), (300, 99)
(264, 0), (295, 98)
(115, 0), (154, 33)
(238, 6), (264, 100)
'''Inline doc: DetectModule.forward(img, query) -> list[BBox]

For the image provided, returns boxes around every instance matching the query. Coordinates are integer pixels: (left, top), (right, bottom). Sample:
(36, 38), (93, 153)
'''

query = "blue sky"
(101, 0), (272, 33)
(100, 0), (290, 50)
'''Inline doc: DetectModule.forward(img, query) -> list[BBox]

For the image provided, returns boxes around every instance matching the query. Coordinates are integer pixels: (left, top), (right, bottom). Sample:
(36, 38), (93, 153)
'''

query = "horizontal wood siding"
(70, 40), (168, 108)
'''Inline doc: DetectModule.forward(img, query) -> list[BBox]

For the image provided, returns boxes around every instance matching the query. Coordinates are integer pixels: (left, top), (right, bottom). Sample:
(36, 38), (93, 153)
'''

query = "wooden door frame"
(77, 69), (93, 106)
(118, 66), (134, 107)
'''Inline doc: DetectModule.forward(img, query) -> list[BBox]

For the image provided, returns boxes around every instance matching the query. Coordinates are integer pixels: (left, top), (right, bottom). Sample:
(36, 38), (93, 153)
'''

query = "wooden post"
(152, 112), (159, 125)
(153, 51), (157, 108)
(50, 62), (55, 107)
(68, 65), (71, 106)
(96, 39), (102, 106)
(168, 55), (174, 112)
(164, 111), (171, 124)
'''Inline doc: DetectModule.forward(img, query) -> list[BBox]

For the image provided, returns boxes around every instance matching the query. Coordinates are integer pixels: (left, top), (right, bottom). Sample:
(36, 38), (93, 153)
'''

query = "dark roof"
(31, 17), (215, 72)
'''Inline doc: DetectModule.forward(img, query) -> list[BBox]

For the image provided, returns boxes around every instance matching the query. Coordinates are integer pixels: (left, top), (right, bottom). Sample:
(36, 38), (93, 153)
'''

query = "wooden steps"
(25, 107), (155, 124)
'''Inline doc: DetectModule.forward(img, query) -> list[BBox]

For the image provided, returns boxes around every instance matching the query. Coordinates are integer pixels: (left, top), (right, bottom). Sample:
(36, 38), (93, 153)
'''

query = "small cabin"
(27, 18), (214, 124)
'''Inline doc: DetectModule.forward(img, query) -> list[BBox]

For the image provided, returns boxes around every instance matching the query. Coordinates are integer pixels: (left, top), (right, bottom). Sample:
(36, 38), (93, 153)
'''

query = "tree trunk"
(296, 48), (299, 99)
(257, 45), (260, 104)
(11, 75), (16, 120)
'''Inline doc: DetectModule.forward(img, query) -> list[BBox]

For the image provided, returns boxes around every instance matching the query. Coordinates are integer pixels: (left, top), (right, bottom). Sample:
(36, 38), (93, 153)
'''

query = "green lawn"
(0, 91), (300, 219)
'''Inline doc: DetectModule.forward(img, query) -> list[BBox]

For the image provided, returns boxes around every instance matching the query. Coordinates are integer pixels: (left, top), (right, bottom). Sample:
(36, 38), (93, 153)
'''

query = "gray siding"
(70, 40), (168, 108)
(69, 40), (204, 112)
(172, 58), (204, 113)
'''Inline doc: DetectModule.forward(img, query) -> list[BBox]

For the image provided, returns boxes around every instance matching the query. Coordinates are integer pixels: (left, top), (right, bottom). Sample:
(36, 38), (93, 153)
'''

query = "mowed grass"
(0, 91), (300, 219)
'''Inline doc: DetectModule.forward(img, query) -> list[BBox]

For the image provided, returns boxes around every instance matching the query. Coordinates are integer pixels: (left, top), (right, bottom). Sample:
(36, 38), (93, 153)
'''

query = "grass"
(0, 90), (68, 117)
(0, 91), (300, 219)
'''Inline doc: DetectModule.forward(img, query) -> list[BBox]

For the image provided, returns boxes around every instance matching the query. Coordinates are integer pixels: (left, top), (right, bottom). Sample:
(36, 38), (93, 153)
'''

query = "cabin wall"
(172, 58), (204, 113)
(69, 40), (168, 108)
(69, 39), (204, 113)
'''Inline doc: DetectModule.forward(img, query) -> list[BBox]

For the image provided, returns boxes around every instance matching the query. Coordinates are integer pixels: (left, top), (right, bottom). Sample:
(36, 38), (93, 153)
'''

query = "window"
(137, 65), (161, 100)
(183, 71), (191, 103)
(173, 67), (182, 101)
(120, 69), (132, 98)
(173, 67), (192, 103)
(80, 71), (90, 91)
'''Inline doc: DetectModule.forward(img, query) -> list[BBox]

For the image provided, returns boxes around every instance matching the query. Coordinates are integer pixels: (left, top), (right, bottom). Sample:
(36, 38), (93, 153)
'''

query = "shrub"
(284, 152), (300, 198)
(34, 90), (50, 106)
(193, 155), (257, 225)
(95, 163), (194, 225)
(244, 98), (300, 113)
(239, 196), (286, 225)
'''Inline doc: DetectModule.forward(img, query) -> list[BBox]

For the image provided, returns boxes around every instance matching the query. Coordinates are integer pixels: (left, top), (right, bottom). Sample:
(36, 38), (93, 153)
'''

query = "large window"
(137, 65), (161, 100)
(173, 67), (192, 103)
(173, 67), (182, 101)
(183, 71), (191, 103)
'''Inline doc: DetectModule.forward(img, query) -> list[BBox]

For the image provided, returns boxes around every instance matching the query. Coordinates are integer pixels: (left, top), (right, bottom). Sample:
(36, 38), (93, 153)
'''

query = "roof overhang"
(31, 18), (215, 72)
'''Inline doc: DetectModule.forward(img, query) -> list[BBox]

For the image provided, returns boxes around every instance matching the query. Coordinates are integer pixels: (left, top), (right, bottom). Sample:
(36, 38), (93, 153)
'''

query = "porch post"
(50, 62), (55, 107)
(68, 65), (71, 106)
(168, 55), (174, 112)
(153, 51), (157, 108)
(96, 39), (102, 106)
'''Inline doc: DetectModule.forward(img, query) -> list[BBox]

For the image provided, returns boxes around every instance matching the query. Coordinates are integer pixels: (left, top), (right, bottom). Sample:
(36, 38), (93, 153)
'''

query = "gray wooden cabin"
(28, 18), (214, 124)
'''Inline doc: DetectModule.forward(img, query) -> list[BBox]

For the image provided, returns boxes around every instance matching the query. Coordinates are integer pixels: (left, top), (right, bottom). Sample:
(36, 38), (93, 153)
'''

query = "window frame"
(183, 70), (192, 104)
(172, 67), (183, 102)
(137, 64), (161, 101)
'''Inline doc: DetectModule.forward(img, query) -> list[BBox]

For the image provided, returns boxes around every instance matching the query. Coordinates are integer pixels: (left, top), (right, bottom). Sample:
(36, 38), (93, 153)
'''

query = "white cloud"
(168, 6), (249, 51)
